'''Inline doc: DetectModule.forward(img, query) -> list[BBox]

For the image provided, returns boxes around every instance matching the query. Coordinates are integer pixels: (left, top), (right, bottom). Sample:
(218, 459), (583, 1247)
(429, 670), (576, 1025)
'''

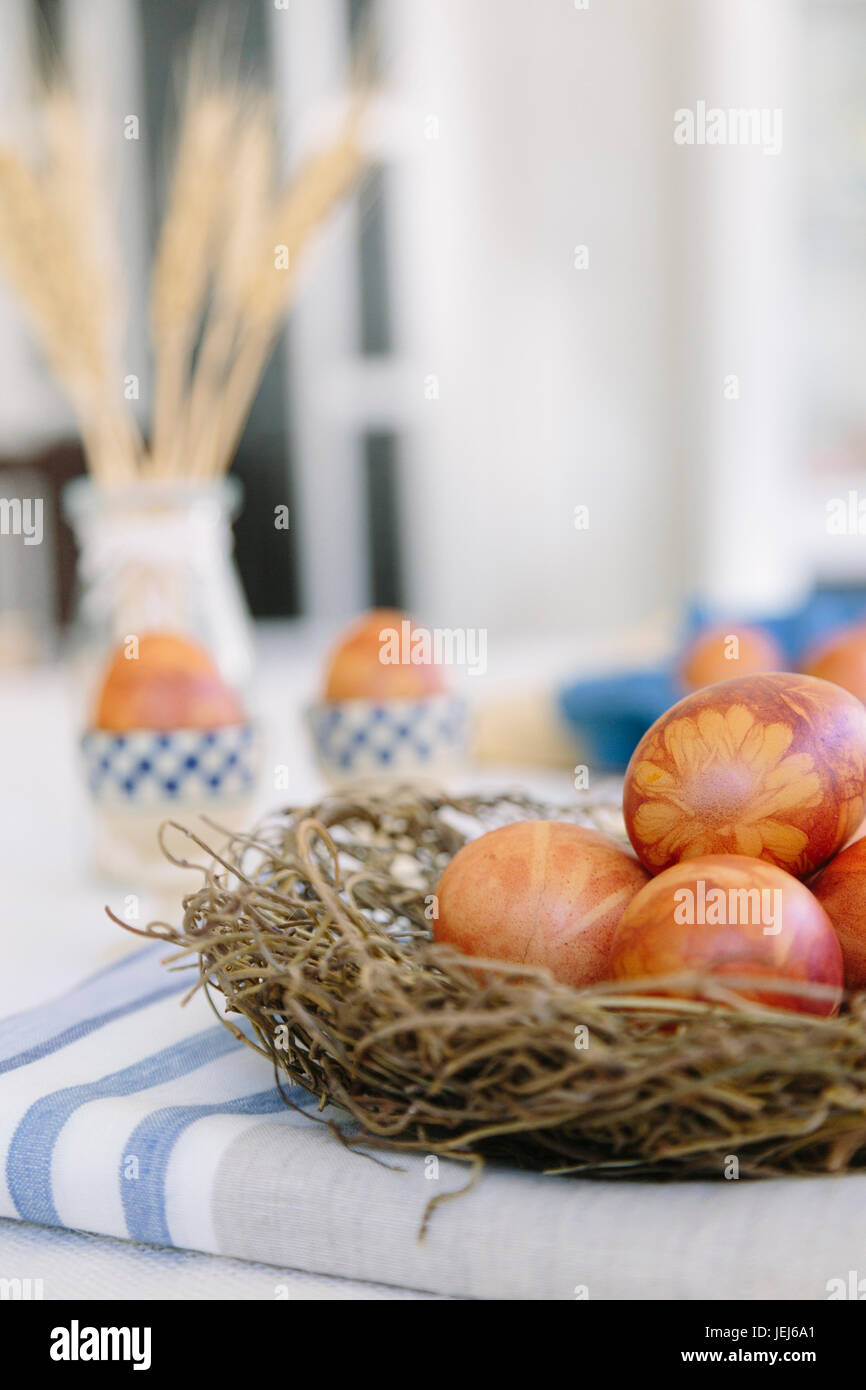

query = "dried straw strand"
(0, 138), (136, 485)
(42, 83), (141, 480)
(182, 98), (276, 478)
(193, 102), (366, 479)
(148, 82), (240, 478)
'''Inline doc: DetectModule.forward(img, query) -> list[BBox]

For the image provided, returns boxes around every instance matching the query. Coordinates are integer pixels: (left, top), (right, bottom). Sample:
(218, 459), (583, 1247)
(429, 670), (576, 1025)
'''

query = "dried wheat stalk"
(42, 85), (142, 480)
(180, 97), (275, 480)
(193, 106), (365, 479)
(0, 131), (136, 484)
(148, 81), (241, 479)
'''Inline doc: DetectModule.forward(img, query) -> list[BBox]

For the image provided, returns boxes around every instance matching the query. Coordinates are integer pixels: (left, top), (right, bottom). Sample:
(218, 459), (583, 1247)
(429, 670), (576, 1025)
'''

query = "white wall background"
(679, 0), (805, 618)
(384, 0), (686, 639)
(376, 0), (808, 636)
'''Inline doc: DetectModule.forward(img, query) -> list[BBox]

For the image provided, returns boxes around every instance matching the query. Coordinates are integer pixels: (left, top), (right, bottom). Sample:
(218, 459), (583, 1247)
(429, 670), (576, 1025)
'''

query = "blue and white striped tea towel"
(0, 944), (316, 1252)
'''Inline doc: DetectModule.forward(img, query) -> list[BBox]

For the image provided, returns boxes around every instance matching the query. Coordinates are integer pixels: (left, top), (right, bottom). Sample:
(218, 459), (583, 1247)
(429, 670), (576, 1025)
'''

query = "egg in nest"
(623, 672), (866, 879)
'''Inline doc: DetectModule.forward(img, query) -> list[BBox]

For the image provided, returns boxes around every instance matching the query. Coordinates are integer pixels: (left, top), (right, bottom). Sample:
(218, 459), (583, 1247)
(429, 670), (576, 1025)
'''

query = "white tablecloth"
(0, 1218), (442, 1300)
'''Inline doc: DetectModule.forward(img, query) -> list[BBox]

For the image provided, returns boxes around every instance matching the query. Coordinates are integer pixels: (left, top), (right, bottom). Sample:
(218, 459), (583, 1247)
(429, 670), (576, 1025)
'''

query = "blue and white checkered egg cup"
(82, 724), (258, 808)
(81, 723), (260, 885)
(306, 694), (471, 785)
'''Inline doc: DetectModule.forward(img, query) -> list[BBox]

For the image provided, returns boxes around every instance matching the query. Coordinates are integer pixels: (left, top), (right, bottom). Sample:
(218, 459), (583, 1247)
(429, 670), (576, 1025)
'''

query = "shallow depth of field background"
(0, 0), (865, 664)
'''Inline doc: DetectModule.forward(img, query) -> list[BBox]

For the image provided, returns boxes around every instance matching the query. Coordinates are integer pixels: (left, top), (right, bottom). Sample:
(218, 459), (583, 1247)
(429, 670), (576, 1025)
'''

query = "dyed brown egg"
(609, 854), (843, 1016)
(811, 836), (866, 990)
(322, 608), (448, 701)
(845, 814), (866, 848)
(95, 632), (244, 732)
(623, 672), (866, 879)
(802, 623), (866, 704)
(433, 820), (650, 988)
(679, 625), (783, 690)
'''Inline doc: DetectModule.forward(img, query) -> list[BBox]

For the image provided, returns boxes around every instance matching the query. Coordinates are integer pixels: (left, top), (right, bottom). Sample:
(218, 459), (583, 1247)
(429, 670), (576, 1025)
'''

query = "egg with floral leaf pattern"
(623, 672), (866, 879)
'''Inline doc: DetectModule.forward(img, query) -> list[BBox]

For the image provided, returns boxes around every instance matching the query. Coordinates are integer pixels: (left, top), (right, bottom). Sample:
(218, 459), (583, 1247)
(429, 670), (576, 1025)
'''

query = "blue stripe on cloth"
(121, 1088), (309, 1244)
(0, 944), (191, 1073)
(7, 1025), (240, 1225)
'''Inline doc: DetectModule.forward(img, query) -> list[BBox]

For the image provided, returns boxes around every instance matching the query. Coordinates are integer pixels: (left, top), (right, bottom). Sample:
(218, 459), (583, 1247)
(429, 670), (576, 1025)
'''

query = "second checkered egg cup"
(307, 694), (470, 784)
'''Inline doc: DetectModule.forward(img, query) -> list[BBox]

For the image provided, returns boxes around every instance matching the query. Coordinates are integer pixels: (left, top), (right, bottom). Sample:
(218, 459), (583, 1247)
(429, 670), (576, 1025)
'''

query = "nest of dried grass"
(130, 785), (866, 1180)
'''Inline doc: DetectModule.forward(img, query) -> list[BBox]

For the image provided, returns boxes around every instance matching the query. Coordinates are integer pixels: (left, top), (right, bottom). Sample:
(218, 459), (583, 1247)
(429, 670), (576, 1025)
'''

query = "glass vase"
(62, 476), (255, 722)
